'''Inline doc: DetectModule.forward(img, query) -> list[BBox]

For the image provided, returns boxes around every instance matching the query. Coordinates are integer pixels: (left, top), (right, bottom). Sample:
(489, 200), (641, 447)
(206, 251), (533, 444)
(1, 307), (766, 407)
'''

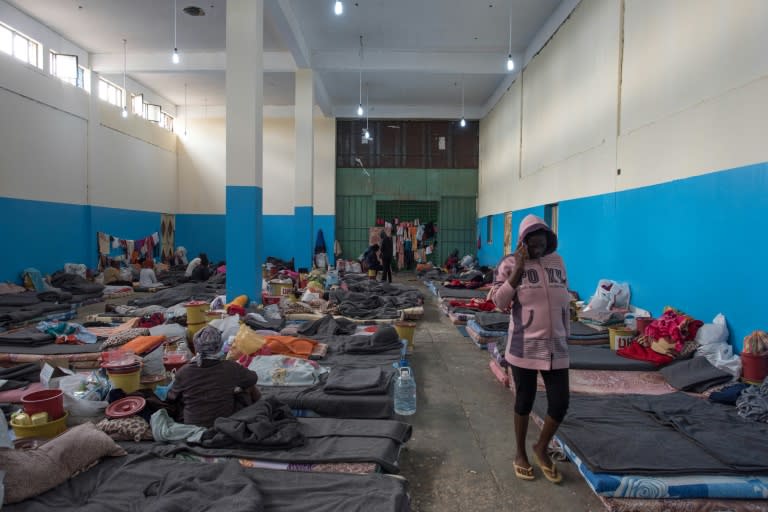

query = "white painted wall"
(617, 0), (768, 191)
(178, 112), (338, 216)
(478, 0), (768, 215)
(178, 117), (226, 214)
(313, 112), (336, 215)
(479, 0), (620, 216)
(0, 1), (180, 215)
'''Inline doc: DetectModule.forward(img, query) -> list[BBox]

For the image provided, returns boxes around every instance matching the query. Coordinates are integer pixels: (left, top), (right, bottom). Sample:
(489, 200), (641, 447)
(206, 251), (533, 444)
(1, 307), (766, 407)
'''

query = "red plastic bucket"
(741, 352), (768, 384)
(22, 389), (64, 420)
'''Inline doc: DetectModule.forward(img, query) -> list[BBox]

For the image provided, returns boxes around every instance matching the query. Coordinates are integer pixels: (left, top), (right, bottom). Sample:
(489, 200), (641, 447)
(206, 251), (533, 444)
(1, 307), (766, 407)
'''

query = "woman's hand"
(507, 242), (527, 288)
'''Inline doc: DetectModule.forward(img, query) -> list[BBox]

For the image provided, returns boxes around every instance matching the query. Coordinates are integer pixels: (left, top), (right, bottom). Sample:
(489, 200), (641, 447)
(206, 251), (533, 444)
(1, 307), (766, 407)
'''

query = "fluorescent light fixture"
(172, 48), (179, 64)
(506, 54), (514, 71)
(334, 1), (343, 15)
(357, 103), (363, 116)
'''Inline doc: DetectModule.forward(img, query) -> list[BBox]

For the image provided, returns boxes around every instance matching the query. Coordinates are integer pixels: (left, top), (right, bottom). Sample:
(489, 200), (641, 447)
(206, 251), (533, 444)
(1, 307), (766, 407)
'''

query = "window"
(545, 203), (559, 235)
(145, 103), (161, 123)
(50, 51), (86, 88)
(131, 93), (144, 117)
(486, 215), (493, 244)
(161, 111), (174, 132)
(98, 77), (123, 108)
(0, 22), (42, 69)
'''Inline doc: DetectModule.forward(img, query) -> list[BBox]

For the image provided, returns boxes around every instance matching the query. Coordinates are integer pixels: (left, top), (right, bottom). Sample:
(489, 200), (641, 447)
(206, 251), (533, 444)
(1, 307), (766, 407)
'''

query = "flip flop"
(533, 453), (562, 484)
(513, 462), (535, 481)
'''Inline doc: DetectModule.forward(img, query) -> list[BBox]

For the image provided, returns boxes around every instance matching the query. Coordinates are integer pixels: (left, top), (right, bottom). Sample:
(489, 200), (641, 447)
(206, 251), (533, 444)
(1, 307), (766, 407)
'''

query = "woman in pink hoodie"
(489, 214), (570, 483)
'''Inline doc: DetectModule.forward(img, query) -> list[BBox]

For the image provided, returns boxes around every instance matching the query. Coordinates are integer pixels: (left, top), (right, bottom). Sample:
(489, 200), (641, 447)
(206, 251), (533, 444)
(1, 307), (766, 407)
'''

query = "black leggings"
(381, 258), (393, 283)
(511, 365), (569, 423)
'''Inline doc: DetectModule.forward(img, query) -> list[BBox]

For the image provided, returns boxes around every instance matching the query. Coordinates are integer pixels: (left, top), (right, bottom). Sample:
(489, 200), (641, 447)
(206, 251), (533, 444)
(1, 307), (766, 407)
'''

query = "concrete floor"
(81, 278), (605, 511)
(397, 275), (604, 512)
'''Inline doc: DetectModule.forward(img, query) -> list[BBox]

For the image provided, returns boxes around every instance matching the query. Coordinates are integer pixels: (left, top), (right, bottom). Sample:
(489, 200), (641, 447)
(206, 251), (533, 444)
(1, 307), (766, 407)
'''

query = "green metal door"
(438, 197), (477, 265)
(335, 195), (374, 261)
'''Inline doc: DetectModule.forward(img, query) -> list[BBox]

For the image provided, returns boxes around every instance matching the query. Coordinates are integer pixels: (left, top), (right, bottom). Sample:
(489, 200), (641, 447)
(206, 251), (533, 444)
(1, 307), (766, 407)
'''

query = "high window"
(0, 22), (42, 69)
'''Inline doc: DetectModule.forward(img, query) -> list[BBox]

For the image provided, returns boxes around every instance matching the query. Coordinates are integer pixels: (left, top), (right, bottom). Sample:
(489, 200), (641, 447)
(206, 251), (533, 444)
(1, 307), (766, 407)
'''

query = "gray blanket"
(201, 398), (305, 449)
(143, 416), (411, 473)
(129, 282), (224, 307)
(261, 380), (393, 419)
(324, 367), (394, 395)
(436, 286), (488, 299)
(534, 391), (768, 475)
(474, 312), (510, 331)
(660, 356), (733, 392)
(4, 452), (410, 511)
(568, 344), (658, 371)
(298, 315), (358, 337)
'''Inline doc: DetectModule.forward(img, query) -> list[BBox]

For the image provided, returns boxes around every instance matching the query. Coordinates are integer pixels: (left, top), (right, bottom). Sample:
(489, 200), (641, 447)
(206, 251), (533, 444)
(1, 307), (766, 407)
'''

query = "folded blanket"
(200, 397), (305, 449)
(341, 326), (402, 354)
(36, 289), (73, 303)
(0, 362), (40, 390)
(660, 356), (733, 392)
(297, 315), (357, 337)
(474, 312), (510, 331)
(324, 367), (394, 395)
(118, 335), (166, 355)
(0, 328), (55, 347)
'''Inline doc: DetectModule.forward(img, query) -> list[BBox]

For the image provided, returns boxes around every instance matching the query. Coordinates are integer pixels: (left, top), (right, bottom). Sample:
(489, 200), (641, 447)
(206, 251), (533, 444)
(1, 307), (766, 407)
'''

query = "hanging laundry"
(97, 232), (111, 255)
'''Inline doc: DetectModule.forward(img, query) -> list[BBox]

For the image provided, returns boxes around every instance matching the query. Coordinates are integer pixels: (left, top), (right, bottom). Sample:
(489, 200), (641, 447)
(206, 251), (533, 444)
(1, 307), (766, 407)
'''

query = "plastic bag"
(301, 290), (320, 303)
(59, 374), (109, 417)
(228, 324), (266, 360)
(263, 304), (282, 320)
(210, 314), (241, 342)
(695, 314), (729, 346)
(586, 279), (631, 311)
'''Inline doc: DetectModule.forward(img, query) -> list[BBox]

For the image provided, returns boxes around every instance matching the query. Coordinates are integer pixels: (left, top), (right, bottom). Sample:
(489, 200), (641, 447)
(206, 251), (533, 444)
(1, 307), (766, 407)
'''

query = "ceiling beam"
(331, 104), (484, 120)
(313, 49), (521, 75)
(90, 50), (296, 74)
(265, 0), (311, 68)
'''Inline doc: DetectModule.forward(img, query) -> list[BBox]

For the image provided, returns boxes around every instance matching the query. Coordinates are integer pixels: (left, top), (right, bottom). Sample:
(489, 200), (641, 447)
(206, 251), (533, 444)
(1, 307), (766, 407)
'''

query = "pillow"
(0, 422), (127, 504)
(95, 416), (153, 442)
(102, 328), (150, 349)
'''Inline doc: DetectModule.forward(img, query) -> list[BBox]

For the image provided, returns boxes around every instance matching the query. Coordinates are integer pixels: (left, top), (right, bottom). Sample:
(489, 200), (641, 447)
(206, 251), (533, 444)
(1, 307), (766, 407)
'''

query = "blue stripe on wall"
(225, 186), (263, 303)
(175, 214), (226, 264)
(493, 162), (767, 351)
(0, 197), (90, 283)
(90, 205), (164, 266)
(476, 213), (506, 267)
(293, 206), (313, 270)
(313, 215), (336, 267)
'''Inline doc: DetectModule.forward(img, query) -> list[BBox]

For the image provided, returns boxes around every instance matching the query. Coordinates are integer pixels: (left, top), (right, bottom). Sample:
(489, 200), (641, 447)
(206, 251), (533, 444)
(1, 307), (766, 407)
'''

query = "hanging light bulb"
(357, 35), (364, 117)
(460, 118), (466, 128)
(459, 78), (466, 128)
(505, 3), (514, 72)
(334, 1), (343, 15)
(172, 0), (180, 64)
(364, 128), (370, 140)
(122, 38), (128, 119)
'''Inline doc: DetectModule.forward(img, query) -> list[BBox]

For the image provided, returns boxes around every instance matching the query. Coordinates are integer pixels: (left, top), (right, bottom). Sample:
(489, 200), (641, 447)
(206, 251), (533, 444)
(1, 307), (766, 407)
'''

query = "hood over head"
(517, 214), (557, 256)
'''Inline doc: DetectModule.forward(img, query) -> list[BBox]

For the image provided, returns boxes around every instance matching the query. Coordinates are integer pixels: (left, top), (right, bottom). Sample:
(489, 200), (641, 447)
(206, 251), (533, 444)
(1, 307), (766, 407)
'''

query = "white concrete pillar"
(225, 0), (263, 301)
(294, 68), (315, 270)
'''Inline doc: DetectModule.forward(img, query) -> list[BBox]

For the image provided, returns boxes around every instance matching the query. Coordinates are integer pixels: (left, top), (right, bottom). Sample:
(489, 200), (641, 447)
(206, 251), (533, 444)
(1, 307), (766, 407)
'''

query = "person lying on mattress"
(489, 214), (570, 484)
(167, 326), (261, 428)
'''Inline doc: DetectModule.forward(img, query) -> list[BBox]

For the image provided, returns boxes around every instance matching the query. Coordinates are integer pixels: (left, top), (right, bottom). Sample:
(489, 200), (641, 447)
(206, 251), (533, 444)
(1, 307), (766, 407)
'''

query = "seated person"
(167, 327), (261, 428)
(102, 260), (121, 285)
(364, 244), (382, 279)
(191, 253), (212, 281)
(444, 249), (460, 273)
(173, 246), (188, 266)
(138, 259), (161, 288)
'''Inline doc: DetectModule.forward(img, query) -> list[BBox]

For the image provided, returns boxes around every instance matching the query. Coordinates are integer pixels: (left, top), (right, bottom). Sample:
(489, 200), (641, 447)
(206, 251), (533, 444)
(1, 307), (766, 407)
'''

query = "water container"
(394, 367), (417, 416)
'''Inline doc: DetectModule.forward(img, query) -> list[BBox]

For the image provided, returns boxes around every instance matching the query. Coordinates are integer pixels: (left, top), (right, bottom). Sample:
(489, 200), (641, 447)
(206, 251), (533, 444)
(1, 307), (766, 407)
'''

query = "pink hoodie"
(488, 214), (570, 370)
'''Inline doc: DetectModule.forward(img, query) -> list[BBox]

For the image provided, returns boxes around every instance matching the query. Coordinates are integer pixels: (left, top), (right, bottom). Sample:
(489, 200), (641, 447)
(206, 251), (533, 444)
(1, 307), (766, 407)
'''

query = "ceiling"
(5, 0), (567, 118)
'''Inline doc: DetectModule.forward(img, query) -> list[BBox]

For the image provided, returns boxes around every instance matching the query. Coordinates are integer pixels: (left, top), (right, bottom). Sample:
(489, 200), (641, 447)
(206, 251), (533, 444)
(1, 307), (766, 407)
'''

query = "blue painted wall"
(0, 197), (90, 284)
(313, 214), (336, 268)
(494, 163), (767, 351)
(90, 206), (164, 266)
(175, 214), (226, 264)
(477, 213), (506, 267)
(225, 186), (264, 302)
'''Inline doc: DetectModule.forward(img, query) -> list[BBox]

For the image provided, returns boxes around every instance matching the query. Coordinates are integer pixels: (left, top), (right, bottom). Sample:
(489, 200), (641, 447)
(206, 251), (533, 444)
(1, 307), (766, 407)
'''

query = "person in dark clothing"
(364, 243), (382, 279)
(190, 253), (211, 282)
(379, 230), (393, 283)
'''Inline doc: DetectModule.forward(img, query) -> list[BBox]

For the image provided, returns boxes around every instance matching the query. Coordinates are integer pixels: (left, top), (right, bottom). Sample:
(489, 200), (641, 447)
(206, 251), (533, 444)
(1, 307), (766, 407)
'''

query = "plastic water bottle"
(394, 367), (417, 416)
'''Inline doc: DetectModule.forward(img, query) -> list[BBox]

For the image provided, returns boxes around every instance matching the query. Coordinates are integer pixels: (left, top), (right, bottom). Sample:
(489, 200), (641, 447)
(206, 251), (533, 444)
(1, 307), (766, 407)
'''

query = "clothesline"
(96, 230), (160, 268)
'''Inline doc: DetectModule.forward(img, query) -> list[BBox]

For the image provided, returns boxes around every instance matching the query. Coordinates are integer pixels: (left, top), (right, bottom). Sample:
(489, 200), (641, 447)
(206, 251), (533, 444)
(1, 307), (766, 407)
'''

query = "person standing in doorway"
(489, 214), (570, 484)
(380, 229), (393, 283)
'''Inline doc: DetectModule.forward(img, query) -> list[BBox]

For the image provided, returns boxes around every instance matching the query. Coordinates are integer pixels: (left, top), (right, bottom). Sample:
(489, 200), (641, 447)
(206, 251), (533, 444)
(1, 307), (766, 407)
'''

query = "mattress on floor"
(447, 310), (474, 325)
(560, 433), (768, 499)
(0, 350), (102, 363)
(598, 496), (768, 512)
(172, 452), (380, 475)
(466, 320), (506, 339)
(284, 313), (402, 325)
(435, 286), (489, 300)
(536, 369), (677, 396)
